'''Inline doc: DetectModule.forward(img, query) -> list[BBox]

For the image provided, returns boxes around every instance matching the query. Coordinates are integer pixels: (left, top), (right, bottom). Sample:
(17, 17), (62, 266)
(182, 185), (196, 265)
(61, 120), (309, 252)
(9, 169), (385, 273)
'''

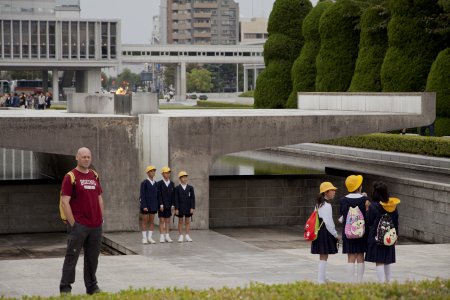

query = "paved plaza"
(0, 227), (449, 298)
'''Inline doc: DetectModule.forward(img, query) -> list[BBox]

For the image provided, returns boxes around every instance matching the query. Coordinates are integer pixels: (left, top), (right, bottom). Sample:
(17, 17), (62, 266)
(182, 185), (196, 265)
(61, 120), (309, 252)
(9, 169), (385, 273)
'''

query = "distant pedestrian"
(365, 182), (400, 283)
(139, 165), (158, 244)
(311, 182), (339, 284)
(157, 166), (175, 243)
(174, 171), (195, 242)
(38, 92), (46, 109)
(45, 92), (52, 109)
(59, 147), (103, 295)
(340, 175), (370, 283)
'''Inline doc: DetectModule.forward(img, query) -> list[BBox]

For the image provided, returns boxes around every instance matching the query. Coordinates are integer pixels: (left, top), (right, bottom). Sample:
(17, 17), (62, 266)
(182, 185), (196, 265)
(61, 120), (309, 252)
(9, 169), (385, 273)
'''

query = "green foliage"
(13, 279), (450, 300)
(435, 117), (450, 136)
(116, 68), (141, 88)
(349, 4), (389, 92)
(287, 1), (333, 108)
(187, 68), (213, 93)
(239, 90), (255, 97)
(426, 48), (450, 118)
(381, 0), (442, 92)
(321, 133), (450, 157)
(315, 0), (362, 92)
(196, 100), (253, 108)
(263, 34), (301, 65)
(268, 0), (313, 41)
(254, 61), (293, 108)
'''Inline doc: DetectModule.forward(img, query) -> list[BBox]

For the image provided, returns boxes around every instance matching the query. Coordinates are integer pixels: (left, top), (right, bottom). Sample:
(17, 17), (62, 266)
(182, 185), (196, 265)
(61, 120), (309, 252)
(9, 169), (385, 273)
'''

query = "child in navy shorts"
(174, 171), (195, 242)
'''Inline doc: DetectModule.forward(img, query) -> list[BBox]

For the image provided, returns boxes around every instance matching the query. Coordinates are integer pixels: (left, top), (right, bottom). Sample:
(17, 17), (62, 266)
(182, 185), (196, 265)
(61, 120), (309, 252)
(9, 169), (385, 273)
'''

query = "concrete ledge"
(298, 92), (429, 114)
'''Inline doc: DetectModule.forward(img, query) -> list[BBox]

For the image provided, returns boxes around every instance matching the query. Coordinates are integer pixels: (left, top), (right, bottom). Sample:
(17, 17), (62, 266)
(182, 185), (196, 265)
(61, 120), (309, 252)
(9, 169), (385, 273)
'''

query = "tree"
(287, 1), (333, 108)
(315, 0), (362, 92)
(349, 3), (390, 92)
(426, 48), (450, 118)
(254, 0), (312, 108)
(116, 68), (140, 88)
(381, 0), (442, 92)
(187, 68), (213, 93)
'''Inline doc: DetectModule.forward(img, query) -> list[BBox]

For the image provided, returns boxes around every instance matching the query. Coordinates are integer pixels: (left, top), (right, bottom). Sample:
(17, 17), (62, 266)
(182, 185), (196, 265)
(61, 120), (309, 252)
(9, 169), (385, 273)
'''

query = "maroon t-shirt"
(61, 169), (103, 228)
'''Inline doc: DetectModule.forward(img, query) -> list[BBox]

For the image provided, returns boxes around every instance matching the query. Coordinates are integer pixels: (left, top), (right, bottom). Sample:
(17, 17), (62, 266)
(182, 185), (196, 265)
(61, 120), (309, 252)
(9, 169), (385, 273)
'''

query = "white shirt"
(318, 202), (338, 238)
(181, 184), (187, 190)
(147, 178), (155, 185)
(163, 179), (171, 187)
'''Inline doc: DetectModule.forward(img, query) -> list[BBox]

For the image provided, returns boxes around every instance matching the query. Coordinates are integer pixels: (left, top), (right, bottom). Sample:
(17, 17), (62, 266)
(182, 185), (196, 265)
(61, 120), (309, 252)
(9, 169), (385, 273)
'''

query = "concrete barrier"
(67, 93), (159, 115)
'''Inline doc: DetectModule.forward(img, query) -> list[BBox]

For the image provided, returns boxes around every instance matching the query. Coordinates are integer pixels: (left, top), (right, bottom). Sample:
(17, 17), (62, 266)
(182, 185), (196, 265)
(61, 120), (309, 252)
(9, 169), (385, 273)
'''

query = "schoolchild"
(174, 171), (196, 242)
(156, 166), (175, 243)
(339, 175), (370, 283)
(139, 165), (158, 244)
(365, 182), (400, 283)
(311, 182), (339, 284)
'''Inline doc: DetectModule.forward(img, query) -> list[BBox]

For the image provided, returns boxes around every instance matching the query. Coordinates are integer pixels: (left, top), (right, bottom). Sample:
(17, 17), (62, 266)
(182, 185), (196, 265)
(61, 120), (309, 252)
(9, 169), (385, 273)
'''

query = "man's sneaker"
(178, 235), (184, 243)
(142, 238), (148, 244)
(185, 234), (193, 242)
(160, 235), (165, 243)
(148, 237), (156, 244)
(165, 234), (173, 243)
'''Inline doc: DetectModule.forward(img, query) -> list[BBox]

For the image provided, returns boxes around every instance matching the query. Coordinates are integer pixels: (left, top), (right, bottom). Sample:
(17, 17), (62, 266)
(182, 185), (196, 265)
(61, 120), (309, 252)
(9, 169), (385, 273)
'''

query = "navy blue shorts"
(158, 209), (172, 218)
(140, 209), (156, 215)
(176, 214), (192, 218)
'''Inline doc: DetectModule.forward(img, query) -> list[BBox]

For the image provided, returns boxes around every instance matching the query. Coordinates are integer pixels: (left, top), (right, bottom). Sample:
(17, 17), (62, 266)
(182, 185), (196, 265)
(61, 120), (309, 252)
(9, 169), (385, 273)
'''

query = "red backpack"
(304, 207), (323, 241)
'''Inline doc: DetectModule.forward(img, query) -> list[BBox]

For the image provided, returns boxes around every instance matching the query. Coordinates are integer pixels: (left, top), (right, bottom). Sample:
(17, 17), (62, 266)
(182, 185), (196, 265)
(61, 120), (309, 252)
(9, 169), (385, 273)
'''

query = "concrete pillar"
(244, 68), (248, 92)
(52, 69), (59, 102)
(75, 69), (102, 93)
(253, 68), (257, 91)
(42, 71), (49, 93)
(175, 64), (181, 100)
(180, 61), (186, 101)
(236, 63), (239, 93)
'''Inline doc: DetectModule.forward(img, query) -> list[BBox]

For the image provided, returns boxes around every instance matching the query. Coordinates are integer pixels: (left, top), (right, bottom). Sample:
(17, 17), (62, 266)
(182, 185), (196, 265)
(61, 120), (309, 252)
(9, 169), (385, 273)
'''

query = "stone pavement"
(0, 228), (449, 298)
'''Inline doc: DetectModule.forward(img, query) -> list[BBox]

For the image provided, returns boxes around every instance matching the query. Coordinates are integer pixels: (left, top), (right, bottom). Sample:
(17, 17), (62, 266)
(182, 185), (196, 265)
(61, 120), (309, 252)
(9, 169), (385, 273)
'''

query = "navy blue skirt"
(365, 240), (396, 264)
(342, 234), (367, 254)
(311, 223), (338, 255)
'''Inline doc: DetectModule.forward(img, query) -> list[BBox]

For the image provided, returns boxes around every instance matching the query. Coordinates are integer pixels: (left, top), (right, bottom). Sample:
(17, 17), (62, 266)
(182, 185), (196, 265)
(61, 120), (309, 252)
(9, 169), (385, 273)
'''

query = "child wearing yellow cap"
(311, 181), (339, 284)
(339, 174), (370, 283)
(174, 171), (196, 242)
(156, 166), (175, 243)
(365, 182), (400, 283)
(139, 165), (158, 244)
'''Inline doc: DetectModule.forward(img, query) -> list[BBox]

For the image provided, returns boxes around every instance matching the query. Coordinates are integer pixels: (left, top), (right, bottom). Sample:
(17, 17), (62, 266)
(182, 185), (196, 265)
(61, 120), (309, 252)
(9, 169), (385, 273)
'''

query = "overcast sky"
(80, 0), (318, 44)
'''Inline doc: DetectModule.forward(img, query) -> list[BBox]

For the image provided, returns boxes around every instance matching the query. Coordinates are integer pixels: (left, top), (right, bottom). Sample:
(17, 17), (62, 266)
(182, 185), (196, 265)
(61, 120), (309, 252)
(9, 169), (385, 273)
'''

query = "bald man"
(59, 147), (104, 295)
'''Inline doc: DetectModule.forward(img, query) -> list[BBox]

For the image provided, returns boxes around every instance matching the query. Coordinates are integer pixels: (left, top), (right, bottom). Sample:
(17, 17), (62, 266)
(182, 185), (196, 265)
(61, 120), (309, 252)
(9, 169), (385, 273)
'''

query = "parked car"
(199, 94), (208, 100)
(188, 94), (197, 100)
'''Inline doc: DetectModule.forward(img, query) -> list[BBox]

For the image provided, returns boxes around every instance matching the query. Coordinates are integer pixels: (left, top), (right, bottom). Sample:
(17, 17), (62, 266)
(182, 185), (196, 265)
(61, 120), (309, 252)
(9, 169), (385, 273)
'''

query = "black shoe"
(60, 289), (71, 295)
(87, 287), (101, 295)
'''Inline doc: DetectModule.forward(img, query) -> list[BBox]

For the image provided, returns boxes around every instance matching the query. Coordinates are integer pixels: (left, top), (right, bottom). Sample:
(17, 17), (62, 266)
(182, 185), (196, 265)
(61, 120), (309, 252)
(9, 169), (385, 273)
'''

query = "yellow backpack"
(59, 169), (99, 223)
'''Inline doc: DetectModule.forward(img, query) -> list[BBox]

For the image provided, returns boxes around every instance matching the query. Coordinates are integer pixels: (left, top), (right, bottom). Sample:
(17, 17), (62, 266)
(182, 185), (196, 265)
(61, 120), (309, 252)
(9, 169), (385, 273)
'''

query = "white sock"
(142, 231), (147, 239)
(384, 264), (392, 282)
(376, 265), (386, 283)
(148, 231), (152, 239)
(357, 263), (365, 283)
(318, 261), (327, 284)
(347, 263), (355, 283)
(165, 233), (170, 237)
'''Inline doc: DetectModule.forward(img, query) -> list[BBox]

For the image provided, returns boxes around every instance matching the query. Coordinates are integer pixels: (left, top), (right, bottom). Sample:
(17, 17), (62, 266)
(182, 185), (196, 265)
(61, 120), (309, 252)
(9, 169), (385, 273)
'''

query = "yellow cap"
(178, 171), (188, 178)
(161, 166), (171, 174)
(145, 165), (156, 173)
(345, 175), (363, 192)
(319, 182), (337, 194)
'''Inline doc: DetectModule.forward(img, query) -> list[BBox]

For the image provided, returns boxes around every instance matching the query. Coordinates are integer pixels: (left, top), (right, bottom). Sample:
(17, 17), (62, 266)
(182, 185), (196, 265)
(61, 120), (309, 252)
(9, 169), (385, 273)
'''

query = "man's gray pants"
(59, 222), (102, 294)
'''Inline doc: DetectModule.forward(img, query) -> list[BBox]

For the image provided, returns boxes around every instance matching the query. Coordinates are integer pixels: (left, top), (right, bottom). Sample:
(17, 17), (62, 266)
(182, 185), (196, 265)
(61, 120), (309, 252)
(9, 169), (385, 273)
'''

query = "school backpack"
(344, 206), (365, 239)
(304, 207), (323, 241)
(375, 212), (397, 246)
(59, 169), (99, 223)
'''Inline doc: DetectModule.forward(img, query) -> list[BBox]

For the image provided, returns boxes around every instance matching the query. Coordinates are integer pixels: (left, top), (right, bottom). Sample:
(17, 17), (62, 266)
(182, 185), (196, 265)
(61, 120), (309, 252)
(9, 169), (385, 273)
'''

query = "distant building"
(162, 0), (239, 45)
(240, 17), (268, 45)
(0, 0), (81, 18)
(152, 15), (161, 45)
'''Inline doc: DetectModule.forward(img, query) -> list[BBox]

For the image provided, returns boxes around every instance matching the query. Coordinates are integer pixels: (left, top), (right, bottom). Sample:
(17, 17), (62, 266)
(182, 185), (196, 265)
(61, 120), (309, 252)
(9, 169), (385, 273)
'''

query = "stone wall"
(209, 175), (345, 228)
(0, 180), (64, 234)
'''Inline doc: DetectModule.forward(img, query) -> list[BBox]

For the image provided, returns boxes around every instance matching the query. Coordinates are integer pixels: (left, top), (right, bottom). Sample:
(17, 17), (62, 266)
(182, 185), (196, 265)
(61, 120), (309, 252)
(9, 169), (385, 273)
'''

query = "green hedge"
(239, 90), (254, 97)
(15, 279), (450, 300)
(426, 48), (450, 118)
(381, 0), (442, 92)
(349, 4), (389, 92)
(254, 60), (293, 108)
(196, 100), (253, 108)
(321, 133), (450, 157)
(287, 1), (333, 108)
(435, 117), (450, 136)
(315, 0), (362, 92)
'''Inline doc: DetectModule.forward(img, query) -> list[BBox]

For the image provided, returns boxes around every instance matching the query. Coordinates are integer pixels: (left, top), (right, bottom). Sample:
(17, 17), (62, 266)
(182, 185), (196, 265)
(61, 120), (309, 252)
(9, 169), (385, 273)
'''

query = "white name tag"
(84, 185), (95, 190)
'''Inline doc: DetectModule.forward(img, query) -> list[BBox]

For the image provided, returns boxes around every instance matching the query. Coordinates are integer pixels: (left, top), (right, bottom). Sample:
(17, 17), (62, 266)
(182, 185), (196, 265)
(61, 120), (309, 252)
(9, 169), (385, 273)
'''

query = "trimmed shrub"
(381, 0), (442, 92)
(254, 60), (293, 108)
(196, 100), (253, 108)
(321, 133), (450, 157)
(426, 48), (450, 118)
(436, 117), (450, 136)
(349, 4), (389, 92)
(315, 0), (362, 92)
(287, 1), (333, 108)
(255, 0), (312, 108)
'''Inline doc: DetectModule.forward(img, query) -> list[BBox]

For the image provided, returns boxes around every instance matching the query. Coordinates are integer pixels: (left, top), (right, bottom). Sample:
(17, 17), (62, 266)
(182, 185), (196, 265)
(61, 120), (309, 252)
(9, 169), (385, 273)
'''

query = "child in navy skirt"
(311, 182), (339, 284)
(365, 182), (400, 282)
(339, 175), (371, 282)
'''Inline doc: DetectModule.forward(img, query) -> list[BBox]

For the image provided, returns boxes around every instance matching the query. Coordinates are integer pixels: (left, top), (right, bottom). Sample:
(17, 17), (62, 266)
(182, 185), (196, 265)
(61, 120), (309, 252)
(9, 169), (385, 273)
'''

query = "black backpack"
(375, 208), (397, 246)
